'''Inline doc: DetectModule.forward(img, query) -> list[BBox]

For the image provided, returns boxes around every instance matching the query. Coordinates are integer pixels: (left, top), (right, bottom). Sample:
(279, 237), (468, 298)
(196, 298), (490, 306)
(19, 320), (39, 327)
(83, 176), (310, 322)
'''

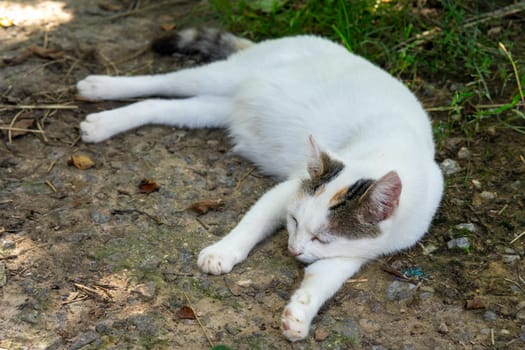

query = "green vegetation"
(211, 0), (525, 138)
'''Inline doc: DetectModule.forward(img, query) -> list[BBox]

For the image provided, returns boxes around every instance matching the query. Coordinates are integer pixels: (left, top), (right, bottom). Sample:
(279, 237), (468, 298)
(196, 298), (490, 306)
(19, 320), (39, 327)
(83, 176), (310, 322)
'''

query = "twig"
(346, 278), (368, 283)
(499, 42), (525, 110)
(45, 180), (57, 193)
(36, 119), (48, 142)
(491, 328), (495, 345)
(235, 167), (256, 191)
(8, 110), (24, 144)
(510, 230), (525, 244)
(47, 160), (57, 173)
(0, 126), (45, 135)
(111, 208), (164, 225)
(183, 291), (214, 348)
(0, 104), (78, 110)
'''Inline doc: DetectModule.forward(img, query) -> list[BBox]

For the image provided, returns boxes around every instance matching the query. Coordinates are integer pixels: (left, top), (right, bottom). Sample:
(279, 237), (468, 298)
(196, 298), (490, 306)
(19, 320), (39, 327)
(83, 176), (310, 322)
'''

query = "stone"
(131, 282), (157, 301)
(447, 237), (470, 250)
(440, 159), (461, 176)
(516, 309), (525, 321)
(455, 223), (477, 233)
(386, 280), (417, 301)
(484, 310), (498, 321)
(69, 331), (99, 350)
(1, 239), (15, 249)
(314, 326), (330, 341)
(359, 318), (381, 333)
(457, 146), (471, 159)
(438, 323), (449, 334)
(95, 319), (114, 334)
(480, 191), (496, 200)
(502, 255), (520, 264)
(0, 263), (7, 286)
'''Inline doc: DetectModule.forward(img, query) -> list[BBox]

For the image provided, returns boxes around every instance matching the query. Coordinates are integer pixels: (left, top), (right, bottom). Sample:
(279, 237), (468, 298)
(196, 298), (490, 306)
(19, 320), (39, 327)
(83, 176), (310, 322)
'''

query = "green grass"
(210, 0), (525, 137)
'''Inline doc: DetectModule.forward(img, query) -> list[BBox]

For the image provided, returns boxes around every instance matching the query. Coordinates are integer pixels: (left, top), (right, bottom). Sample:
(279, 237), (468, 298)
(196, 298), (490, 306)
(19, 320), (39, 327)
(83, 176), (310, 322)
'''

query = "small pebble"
(471, 179), (482, 189)
(455, 223), (477, 233)
(1, 239), (15, 250)
(386, 280), (417, 301)
(484, 310), (498, 321)
(314, 327), (330, 341)
(480, 191), (496, 200)
(515, 309), (525, 321)
(502, 255), (520, 264)
(457, 146), (471, 159)
(0, 263), (7, 286)
(440, 159), (461, 176)
(438, 323), (449, 334)
(447, 237), (470, 250)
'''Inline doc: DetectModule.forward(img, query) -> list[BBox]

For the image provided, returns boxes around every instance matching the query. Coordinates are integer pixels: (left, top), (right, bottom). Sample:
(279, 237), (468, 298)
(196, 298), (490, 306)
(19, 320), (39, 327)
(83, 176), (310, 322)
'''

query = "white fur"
(77, 34), (443, 342)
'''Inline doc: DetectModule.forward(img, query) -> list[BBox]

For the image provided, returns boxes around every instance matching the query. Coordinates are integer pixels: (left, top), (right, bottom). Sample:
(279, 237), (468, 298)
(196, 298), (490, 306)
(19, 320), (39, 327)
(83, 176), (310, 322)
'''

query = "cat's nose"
(288, 246), (301, 257)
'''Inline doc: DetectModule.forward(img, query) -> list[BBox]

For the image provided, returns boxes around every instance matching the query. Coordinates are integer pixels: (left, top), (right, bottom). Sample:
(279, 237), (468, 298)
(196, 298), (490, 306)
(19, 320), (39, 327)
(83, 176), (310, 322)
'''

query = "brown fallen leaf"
(6, 118), (35, 138)
(98, 1), (124, 11)
(160, 23), (176, 32)
(186, 199), (224, 215)
(29, 46), (65, 60)
(138, 179), (160, 193)
(68, 155), (95, 170)
(465, 298), (485, 310)
(4, 46), (65, 66)
(176, 305), (196, 320)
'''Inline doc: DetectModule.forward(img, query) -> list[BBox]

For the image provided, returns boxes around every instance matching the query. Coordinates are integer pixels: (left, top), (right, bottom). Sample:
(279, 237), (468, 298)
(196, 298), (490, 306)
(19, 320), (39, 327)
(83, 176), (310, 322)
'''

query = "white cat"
(77, 28), (443, 342)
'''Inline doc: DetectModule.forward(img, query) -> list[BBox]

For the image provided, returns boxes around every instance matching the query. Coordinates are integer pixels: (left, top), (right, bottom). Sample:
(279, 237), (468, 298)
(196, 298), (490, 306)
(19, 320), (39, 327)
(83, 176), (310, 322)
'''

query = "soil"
(1, 1), (524, 349)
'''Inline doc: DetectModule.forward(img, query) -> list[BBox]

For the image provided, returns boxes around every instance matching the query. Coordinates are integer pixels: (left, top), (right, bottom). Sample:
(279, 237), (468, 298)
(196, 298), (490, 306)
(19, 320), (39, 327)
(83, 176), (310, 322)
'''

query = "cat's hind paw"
(198, 243), (243, 275)
(281, 294), (313, 342)
(77, 75), (121, 100)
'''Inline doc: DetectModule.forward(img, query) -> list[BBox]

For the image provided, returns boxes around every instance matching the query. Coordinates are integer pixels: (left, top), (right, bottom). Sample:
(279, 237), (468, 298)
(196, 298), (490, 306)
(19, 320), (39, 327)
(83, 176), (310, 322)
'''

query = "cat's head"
(286, 136), (402, 263)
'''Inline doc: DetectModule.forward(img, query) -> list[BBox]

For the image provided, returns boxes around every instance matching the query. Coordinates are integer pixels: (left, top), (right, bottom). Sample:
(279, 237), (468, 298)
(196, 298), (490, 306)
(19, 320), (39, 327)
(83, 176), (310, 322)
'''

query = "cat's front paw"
(281, 292), (313, 342)
(198, 243), (243, 275)
(80, 112), (115, 143)
(77, 75), (119, 100)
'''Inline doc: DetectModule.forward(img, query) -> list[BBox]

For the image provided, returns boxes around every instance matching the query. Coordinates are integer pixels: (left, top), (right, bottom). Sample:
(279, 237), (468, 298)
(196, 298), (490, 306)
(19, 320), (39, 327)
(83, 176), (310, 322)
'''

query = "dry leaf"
(186, 199), (224, 215)
(29, 46), (65, 60)
(160, 23), (176, 32)
(68, 155), (95, 170)
(176, 306), (196, 320)
(0, 17), (14, 28)
(138, 179), (160, 193)
(465, 298), (485, 310)
(98, 1), (124, 11)
(8, 118), (35, 138)
(4, 46), (64, 66)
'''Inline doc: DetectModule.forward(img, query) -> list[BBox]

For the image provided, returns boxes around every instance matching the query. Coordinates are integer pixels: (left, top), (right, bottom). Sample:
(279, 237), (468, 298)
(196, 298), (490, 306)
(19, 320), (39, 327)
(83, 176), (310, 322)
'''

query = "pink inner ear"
(370, 171), (402, 221)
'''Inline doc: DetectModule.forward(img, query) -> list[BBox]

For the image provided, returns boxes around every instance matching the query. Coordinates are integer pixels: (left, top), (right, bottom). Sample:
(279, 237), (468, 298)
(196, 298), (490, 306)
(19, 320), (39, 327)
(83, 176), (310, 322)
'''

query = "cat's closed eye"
(310, 235), (327, 244)
(289, 215), (298, 227)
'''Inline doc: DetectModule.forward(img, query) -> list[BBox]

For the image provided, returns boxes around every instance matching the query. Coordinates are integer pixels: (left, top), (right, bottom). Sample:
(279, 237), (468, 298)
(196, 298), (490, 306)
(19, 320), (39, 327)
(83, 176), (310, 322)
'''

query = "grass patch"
(210, 0), (525, 137)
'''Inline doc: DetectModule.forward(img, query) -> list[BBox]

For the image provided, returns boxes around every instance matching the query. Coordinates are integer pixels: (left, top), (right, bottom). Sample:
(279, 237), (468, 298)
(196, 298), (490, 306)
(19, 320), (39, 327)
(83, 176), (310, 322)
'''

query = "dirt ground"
(1, 1), (524, 349)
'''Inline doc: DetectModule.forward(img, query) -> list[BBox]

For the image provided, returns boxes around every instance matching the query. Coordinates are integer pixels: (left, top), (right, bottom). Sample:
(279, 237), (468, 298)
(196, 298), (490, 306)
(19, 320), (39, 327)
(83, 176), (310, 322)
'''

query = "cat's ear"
(306, 135), (335, 179)
(360, 171), (402, 223)
(307, 135), (324, 179)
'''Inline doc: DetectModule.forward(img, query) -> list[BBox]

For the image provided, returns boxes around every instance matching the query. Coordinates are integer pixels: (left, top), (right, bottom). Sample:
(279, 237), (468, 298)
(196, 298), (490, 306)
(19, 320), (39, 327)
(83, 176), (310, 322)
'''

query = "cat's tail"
(152, 27), (254, 61)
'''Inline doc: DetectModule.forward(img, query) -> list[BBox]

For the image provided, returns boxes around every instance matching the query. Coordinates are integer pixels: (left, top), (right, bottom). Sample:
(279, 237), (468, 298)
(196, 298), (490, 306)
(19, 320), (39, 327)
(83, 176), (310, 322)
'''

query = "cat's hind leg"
(198, 179), (301, 275)
(80, 95), (231, 143)
(77, 60), (243, 100)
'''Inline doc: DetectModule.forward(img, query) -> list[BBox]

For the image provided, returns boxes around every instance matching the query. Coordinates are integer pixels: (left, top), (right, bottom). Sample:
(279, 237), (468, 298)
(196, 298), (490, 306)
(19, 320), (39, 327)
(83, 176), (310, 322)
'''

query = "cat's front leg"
(198, 179), (300, 275)
(281, 257), (364, 342)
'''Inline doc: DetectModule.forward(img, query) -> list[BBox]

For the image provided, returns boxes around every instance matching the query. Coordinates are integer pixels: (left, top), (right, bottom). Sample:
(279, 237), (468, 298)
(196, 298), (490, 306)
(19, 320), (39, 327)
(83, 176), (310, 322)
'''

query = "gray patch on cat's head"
(327, 178), (381, 239)
(302, 151), (344, 195)
(327, 171), (402, 239)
